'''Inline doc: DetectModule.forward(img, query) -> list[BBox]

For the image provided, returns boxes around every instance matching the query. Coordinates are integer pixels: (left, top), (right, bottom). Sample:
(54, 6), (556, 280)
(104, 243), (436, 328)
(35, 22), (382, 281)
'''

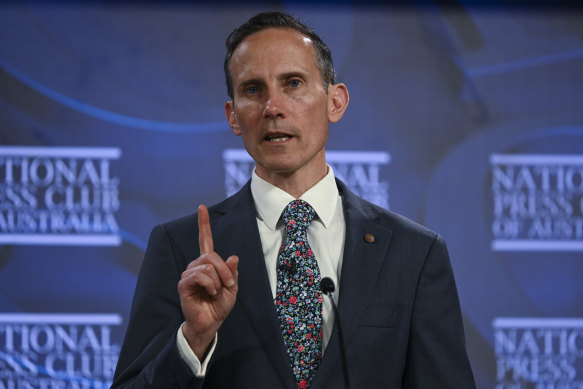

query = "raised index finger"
(198, 204), (214, 255)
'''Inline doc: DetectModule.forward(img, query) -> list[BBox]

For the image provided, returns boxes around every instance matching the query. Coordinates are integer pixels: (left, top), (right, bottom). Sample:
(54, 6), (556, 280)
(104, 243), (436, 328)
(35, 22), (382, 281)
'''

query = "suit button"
(364, 233), (375, 243)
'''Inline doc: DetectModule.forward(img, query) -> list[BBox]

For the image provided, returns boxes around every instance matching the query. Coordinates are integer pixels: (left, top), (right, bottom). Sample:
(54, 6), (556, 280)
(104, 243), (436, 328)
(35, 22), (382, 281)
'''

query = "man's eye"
(246, 86), (259, 95)
(289, 80), (301, 88)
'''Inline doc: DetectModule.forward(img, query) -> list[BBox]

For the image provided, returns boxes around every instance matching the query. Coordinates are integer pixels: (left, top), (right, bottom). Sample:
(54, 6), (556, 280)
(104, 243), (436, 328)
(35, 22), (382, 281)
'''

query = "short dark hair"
(224, 11), (336, 99)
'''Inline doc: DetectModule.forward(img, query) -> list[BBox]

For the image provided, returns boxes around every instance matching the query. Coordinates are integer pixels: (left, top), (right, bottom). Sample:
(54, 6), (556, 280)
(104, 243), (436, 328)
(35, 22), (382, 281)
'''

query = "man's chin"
(256, 162), (298, 177)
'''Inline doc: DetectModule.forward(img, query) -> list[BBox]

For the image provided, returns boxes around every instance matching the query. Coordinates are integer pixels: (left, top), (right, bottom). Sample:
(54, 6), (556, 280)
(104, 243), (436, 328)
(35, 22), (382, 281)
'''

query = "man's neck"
(255, 165), (328, 199)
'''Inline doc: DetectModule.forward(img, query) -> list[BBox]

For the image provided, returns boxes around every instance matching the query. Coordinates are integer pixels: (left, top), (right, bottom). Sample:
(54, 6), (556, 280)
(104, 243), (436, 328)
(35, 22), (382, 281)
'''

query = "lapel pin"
(364, 233), (375, 243)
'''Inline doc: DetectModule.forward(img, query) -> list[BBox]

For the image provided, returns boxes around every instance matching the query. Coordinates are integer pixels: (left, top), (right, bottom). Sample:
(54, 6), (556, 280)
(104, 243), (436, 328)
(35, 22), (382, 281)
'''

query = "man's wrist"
(177, 323), (218, 378)
(182, 322), (216, 360)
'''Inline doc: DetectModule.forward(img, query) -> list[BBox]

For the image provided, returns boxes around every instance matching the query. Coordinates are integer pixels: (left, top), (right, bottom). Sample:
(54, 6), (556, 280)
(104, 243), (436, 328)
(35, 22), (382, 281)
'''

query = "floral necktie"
(275, 199), (323, 389)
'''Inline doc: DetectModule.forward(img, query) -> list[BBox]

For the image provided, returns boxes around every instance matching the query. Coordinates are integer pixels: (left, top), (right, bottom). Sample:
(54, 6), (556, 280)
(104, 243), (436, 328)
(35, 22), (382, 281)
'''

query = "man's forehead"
(234, 27), (314, 56)
(229, 27), (322, 88)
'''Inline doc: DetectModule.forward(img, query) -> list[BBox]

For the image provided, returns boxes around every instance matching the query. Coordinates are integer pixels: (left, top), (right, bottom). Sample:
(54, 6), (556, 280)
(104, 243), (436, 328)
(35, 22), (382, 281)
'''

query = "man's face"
(225, 28), (334, 183)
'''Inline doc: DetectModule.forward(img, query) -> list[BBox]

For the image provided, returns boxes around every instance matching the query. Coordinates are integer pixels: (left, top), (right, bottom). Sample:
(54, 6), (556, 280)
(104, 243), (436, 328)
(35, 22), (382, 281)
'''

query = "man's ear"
(225, 101), (241, 135)
(327, 83), (349, 124)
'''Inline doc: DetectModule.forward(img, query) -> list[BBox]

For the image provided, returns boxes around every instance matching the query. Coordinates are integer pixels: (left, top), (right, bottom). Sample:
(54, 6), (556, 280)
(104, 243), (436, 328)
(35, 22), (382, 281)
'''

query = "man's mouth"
(265, 134), (292, 143)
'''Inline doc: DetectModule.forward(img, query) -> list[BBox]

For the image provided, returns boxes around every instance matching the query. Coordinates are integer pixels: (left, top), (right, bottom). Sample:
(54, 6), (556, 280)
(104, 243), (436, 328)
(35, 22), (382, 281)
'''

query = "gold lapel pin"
(364, 233), (375, 243)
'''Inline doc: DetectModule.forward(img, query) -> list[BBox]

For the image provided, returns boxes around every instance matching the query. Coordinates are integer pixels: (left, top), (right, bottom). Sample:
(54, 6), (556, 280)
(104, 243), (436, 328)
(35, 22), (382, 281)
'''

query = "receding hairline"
(228, 27), (325, 94)
(224, 12), (336, 99)
(232, 26), (316, 58)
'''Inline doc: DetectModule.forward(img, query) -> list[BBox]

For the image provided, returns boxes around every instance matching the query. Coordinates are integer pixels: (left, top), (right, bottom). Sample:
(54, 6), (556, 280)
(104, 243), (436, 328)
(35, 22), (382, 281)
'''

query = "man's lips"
(264, 132), (294, 143)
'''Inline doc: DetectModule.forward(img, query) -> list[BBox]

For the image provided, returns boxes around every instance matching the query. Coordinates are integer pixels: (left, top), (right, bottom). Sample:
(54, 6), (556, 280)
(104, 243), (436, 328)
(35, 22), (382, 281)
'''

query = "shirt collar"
(250, 165), (339, 231)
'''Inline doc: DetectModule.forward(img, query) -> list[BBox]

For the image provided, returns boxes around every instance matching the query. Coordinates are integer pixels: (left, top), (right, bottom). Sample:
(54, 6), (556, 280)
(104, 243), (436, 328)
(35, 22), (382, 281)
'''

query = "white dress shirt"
(177, 166), (346, 376)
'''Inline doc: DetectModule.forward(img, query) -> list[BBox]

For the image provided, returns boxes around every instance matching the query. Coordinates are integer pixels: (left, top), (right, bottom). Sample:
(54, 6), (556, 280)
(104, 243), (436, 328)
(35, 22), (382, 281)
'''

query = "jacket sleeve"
(111, 225), (205, 389)
(402, 234), (476, 388)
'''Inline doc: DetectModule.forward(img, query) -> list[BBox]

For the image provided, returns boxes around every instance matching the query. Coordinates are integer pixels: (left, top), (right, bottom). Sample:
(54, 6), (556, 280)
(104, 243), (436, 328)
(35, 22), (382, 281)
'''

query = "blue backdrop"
(1, 2), (582, 388)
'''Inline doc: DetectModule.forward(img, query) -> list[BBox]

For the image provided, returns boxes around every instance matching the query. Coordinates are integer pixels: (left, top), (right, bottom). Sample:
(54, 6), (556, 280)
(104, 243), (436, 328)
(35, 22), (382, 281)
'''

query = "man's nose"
(263, 88), (286, 119)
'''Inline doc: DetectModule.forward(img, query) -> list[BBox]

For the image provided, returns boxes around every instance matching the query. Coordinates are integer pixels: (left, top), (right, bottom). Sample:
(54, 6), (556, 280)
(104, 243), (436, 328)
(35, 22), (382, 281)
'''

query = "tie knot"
(281, 199), (316, 232)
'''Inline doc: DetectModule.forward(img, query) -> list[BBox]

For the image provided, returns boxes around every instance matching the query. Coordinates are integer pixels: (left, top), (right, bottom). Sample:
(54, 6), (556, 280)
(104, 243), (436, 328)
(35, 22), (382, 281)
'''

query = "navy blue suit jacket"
(112, 180), (475, 388)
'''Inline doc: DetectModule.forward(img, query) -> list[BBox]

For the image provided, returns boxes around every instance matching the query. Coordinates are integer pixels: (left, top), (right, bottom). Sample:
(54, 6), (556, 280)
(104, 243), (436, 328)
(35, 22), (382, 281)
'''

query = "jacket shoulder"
(337, 178), (440, 244)
(156, 181), (253, 247)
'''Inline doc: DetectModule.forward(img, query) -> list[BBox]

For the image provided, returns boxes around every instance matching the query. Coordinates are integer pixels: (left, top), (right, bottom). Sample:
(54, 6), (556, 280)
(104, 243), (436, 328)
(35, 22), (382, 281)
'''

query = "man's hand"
(178, 205), (239, 360)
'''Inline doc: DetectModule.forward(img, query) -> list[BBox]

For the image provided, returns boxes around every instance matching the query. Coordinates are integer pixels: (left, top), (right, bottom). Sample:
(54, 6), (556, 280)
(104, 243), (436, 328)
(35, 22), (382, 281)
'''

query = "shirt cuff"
(176, 322), (217, 378)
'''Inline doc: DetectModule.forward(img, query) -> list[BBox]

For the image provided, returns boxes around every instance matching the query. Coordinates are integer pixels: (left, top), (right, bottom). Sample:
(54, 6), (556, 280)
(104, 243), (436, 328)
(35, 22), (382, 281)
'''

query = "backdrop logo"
(223, 149), (391, 208)
(0, 146), (121, 246)
(0, 313), (122, 388)
(490, 154), (583, 251)
(493, 318), (583, 389)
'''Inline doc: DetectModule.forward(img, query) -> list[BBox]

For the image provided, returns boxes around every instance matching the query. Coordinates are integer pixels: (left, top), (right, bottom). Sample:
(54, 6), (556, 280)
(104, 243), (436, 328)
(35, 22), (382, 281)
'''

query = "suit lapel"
(311, 181), (393, 388)
(212, 183), (296, 389)
(337, 197), (393, 344)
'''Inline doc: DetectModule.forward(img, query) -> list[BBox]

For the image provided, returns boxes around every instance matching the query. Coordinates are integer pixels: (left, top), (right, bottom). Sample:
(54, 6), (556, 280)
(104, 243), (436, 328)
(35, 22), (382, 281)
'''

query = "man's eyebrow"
(239, 78), (263, 88)
(279, 71), (306, 80)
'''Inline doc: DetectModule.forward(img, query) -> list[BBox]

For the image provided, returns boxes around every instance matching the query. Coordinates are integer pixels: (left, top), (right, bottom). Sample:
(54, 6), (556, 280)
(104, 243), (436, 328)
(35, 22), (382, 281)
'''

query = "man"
(112, 11), (476, 389)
